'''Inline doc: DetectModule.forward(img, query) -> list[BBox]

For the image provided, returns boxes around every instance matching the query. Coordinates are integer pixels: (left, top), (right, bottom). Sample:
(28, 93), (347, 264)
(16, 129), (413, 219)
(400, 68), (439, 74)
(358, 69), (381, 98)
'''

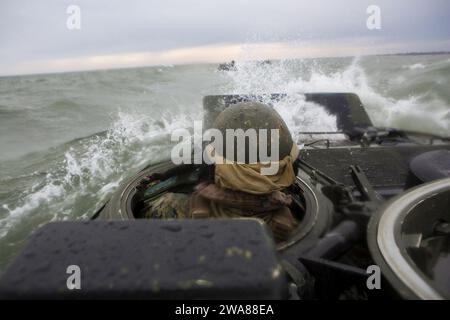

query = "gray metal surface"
(0, 220), (286, 299)
(300, 145), (450, 189)
(368, 178), (450, 299)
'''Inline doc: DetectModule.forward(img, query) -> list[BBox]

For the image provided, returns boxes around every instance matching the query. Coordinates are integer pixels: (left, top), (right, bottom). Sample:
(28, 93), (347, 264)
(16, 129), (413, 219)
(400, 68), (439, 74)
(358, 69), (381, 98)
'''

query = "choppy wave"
(221, 56), (450, 137)
(221, 60), (339, 139)
(404, 63), (426, 70)
(0, 111), (195, 248)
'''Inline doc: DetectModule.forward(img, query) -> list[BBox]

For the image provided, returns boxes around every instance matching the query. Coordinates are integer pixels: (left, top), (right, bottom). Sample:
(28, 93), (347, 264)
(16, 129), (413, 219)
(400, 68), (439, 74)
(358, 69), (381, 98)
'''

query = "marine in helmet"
(143, 102), (300, 243)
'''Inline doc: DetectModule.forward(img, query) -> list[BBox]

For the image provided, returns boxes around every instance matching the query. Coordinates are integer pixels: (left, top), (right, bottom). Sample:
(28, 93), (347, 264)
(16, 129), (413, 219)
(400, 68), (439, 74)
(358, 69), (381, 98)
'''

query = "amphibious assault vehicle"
(1, 93), (449, 300)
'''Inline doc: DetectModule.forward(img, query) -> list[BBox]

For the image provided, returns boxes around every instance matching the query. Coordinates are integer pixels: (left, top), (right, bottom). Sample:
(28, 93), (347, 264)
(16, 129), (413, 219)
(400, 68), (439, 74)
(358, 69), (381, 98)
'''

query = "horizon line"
(1, 48), (449, 78)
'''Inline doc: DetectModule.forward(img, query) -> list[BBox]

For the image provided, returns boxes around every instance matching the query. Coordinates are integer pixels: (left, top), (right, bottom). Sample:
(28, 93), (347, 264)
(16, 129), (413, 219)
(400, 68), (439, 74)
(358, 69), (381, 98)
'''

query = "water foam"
(222, 59), (339, 142)
(0, 110), (195, 239)
(223, 57), (449, 137)
(404, 63), (426, 70)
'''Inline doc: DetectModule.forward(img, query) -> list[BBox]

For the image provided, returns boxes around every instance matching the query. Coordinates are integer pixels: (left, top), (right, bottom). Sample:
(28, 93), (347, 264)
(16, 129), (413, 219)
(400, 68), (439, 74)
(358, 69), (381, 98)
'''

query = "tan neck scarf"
(213, 143), (299, 195)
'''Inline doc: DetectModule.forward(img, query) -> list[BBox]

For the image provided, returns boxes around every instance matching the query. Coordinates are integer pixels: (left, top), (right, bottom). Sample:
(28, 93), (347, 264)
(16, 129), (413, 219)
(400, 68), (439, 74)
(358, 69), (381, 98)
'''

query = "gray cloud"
(1, 0), (449, 75)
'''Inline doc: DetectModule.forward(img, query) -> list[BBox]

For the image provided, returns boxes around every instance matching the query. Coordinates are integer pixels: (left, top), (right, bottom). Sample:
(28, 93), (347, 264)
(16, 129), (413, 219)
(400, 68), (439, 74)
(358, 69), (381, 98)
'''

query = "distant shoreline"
(379, 51), (450, 56)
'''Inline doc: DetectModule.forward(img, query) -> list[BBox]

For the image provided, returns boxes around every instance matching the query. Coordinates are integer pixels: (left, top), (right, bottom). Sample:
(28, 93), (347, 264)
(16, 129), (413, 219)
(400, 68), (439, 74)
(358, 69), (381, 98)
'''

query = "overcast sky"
(1, 0), (449, 75)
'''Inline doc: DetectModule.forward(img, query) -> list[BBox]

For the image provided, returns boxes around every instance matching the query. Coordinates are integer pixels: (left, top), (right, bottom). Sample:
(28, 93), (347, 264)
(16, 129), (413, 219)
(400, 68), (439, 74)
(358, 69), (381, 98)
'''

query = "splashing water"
(222, 56), (450, 137)
(221, 59), (339, 140)
(0, 109), (196, 265)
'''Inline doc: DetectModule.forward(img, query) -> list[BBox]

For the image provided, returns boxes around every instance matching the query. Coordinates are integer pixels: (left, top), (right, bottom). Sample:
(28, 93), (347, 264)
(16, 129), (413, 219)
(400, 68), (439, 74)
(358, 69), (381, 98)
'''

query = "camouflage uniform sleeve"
(144, 193), (190, 219)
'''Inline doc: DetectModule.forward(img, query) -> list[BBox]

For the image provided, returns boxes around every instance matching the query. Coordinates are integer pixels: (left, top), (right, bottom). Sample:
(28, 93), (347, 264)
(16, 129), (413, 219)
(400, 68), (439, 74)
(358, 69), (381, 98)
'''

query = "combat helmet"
(211, 102), (298, 163)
